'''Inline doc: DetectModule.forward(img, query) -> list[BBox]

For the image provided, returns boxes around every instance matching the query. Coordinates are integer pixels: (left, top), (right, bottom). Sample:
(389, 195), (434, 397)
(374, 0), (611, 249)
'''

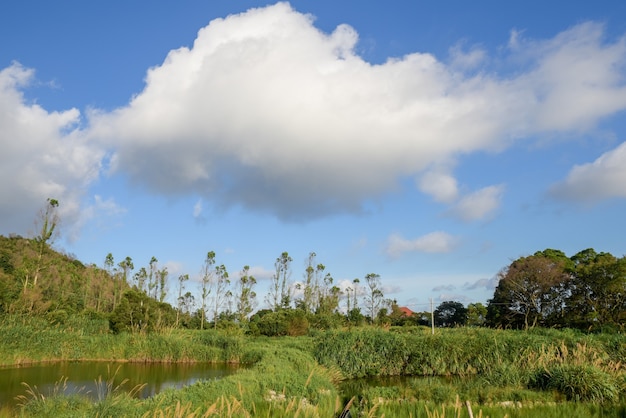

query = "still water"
(0, 361), (242, 408)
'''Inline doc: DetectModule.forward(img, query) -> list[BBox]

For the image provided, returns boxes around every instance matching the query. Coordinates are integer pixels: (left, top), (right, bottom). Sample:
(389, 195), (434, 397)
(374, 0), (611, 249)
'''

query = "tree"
(109, 289), (176, 333)
(180, 291), (195, 315)
(434, 301), (468, 327)
(104, 253), (119, 309)
(212, 264), (230, 328)
(364, 273), (384, 322)
(267, 252), (292, 310)
(200, 251), (215, 330)
(299, 252), (317, 313)
(467, 302), (487, 326)
(568, 249), (626, 329)
(176, 274), (189, 326)
(133, 267), (148, 294)
(118, 256), (134, 285)
(147, 256), (159, 300)
(487, 252), (570, 329)
(352, 278), (360, 310)
(29, 198), (60, 289)
(235, 265), (257, 322)
(157, 267), (168, 303)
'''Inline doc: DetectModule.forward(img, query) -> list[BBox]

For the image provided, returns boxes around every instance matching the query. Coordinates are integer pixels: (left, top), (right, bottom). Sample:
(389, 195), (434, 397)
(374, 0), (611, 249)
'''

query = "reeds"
(4, 318), (625, 417)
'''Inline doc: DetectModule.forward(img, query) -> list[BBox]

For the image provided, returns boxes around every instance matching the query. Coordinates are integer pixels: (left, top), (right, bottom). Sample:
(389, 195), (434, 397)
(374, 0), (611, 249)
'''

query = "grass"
(1, 316), (624, 417)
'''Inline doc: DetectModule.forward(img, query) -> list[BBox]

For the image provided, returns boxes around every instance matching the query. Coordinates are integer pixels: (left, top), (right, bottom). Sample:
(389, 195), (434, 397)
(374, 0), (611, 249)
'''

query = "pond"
(0, 361), (243, 409)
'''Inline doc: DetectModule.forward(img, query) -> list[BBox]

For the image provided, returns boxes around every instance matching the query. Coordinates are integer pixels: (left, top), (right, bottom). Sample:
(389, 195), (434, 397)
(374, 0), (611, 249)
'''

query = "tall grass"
(0, 315), (259, 365)
(314, 327), (625, 405)
(3, 317), (625, 416)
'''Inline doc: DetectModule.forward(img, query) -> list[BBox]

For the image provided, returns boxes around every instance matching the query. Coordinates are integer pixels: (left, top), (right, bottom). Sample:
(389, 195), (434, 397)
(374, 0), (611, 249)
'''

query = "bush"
(530, 365), (619, 402)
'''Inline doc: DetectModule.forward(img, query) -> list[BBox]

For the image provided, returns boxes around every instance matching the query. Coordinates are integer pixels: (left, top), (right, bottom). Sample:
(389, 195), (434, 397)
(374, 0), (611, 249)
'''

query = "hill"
(0, 234), (124, 320)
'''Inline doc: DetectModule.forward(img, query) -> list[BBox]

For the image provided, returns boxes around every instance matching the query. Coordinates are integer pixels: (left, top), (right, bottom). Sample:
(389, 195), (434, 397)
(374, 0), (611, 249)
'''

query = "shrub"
(530, 365), (619, 402)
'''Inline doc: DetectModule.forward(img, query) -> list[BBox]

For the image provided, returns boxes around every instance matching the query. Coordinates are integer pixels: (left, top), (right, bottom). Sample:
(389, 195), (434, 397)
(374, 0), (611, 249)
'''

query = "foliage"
(529, 364), (619, 402)
(248, 308), (312, 337)
(0, 235), (126, 316)
(434, 301), (468, 327)
(109, 289), (177, 333)
(488, 248), (625, 330)
(2, 322), (625, 417)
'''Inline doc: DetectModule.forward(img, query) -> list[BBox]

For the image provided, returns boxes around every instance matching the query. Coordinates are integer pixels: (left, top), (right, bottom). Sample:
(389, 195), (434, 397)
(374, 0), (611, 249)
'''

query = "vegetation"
(0, 201), (624, 416)
(0, 318), (624, 417)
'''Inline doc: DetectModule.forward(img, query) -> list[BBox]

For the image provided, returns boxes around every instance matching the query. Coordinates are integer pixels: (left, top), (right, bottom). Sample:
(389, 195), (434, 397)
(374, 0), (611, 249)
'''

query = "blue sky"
(2, 1), (626, 312)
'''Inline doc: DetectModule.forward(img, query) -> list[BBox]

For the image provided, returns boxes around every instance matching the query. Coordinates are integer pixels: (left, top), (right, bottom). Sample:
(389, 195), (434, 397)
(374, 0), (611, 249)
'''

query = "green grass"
(1, 317), (624, 417)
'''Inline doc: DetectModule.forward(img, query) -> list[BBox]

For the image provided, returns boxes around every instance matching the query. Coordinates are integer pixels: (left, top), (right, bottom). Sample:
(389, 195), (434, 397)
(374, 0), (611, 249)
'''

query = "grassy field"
(0, 316), (624, 417)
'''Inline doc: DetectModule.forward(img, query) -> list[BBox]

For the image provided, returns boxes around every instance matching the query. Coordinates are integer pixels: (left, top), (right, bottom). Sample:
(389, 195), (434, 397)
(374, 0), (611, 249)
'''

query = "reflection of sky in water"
(0, 362), (241, 408)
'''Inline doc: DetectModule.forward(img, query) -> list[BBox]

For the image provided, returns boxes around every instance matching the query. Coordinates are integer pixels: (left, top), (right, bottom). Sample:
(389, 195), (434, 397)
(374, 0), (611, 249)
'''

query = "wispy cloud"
(448, 185), (505, 222)
(385, 231), (459, 258)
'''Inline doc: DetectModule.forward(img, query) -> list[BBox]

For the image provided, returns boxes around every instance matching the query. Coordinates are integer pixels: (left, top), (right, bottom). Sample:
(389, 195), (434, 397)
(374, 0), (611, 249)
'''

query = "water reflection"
(0, 361), (242, 408)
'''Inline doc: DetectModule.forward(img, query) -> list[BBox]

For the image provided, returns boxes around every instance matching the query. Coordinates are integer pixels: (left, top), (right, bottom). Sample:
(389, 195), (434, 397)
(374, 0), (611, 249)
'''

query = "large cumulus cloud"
(0, 63), (103, 237)
(86, 4), (626, 220)
(85, 3), (626, 220)
(4, 3), (626, 236)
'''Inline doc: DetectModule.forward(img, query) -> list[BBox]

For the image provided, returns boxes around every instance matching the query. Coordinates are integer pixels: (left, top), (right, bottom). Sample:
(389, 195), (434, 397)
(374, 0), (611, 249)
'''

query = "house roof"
(398, 306), (414, 317)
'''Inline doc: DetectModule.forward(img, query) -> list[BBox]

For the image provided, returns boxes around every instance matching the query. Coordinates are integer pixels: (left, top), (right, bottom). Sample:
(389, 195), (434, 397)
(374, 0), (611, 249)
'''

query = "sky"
(2, 1), (626, 312)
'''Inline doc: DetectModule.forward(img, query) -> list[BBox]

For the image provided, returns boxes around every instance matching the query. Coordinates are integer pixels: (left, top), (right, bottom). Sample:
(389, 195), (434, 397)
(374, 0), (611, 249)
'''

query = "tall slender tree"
(176, 274), (189, 326)
(235, 265), (256, 322)
(200, 251), (215, 330)
(364, 273), (384, 322)
(30, 198), (60, 289)
(212, 264), (230, 327)
(267, 252), (292, 310)
(118, 256), (134, 285)
(158, 267), (168, 303)
(148, 257), (158, 300)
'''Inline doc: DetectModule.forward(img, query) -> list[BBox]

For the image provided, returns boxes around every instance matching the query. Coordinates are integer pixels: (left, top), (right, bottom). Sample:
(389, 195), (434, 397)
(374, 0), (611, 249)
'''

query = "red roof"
(398, 306), (414, 317)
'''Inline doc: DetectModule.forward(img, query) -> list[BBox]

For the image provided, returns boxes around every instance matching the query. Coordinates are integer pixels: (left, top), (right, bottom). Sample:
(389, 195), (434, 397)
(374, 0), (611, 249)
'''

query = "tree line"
(0, 199), (623, 334)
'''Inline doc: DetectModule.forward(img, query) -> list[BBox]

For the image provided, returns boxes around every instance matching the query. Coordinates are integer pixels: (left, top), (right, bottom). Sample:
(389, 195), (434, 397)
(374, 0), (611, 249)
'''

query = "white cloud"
(193, 199), (203, 218)
(448, 43), (487, 70)
(247, 265), (275, 282)
(516, 22), (626, 132)
(550, 141), (626, 201)
(448, 185), (504, 222)
(385, 231), (459, 258)
(0, 63), (103, 237)
(69, 195), (126, 241)
(84, 5), (626, 219)
(2, 4), (622, 236)
(417, 166), (459, 203)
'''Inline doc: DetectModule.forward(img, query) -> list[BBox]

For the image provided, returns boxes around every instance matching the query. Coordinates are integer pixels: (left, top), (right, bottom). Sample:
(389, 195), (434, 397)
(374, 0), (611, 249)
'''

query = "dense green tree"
(109, 289), (176, 333)
(467, 302), (487, 326)
(567, 249), (626, 329)
(487, 253), (570, 329)
(434, 301), (467, 327)
(346, 307), (365, 326)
